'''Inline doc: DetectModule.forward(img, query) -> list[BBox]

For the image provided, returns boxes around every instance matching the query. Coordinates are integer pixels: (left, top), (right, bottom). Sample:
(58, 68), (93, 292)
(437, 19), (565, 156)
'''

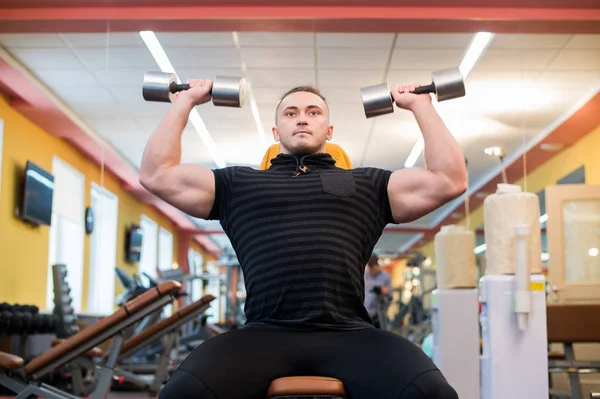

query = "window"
(47, 157), (85, 313)
(88, 184), (118, 315)
(188, 248), (204, 302)
(158, 227), (174, 317)
(158, 227), (173, 271)
(204, 260), (221, 323)
(139, 215), (158, 281)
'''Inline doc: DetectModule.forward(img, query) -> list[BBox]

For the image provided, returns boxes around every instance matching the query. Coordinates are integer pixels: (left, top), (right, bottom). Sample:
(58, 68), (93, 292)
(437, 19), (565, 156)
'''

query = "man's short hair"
(275, 85), (328, 123)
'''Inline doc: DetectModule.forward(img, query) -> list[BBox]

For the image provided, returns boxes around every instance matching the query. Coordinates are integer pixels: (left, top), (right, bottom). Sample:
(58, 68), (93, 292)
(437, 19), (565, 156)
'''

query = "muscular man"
(140, 78), (467, 399)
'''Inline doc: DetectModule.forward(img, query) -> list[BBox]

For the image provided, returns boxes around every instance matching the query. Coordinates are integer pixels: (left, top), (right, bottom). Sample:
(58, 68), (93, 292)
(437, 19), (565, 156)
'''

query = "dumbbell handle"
(413, 82), (436, 95)
(169, 82), (191, 94)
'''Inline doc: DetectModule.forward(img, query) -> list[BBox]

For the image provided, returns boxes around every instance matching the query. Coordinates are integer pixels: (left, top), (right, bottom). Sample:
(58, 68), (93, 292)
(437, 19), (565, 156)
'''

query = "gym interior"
(0, 1), (599, 398)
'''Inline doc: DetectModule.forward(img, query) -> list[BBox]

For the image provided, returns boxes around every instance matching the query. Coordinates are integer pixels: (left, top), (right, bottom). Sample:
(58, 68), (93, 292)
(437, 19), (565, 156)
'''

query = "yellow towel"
(258, 143), (353, 170)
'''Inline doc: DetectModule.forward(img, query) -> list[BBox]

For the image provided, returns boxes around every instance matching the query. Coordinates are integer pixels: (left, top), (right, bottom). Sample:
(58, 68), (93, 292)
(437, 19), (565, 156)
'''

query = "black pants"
(158, 325), (457, 399)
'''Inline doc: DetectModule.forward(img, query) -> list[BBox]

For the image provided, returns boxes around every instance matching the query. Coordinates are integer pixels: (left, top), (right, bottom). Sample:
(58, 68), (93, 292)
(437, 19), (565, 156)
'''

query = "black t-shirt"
(207, 153), (394, 330)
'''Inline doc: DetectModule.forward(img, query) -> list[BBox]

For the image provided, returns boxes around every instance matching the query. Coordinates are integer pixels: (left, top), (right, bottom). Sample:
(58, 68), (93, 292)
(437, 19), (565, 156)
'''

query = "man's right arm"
(139, 79), (216, 219)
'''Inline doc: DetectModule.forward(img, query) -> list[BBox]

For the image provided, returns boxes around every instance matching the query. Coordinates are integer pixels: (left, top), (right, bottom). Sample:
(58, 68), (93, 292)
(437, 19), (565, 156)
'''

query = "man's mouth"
(294, 130), (311, 135)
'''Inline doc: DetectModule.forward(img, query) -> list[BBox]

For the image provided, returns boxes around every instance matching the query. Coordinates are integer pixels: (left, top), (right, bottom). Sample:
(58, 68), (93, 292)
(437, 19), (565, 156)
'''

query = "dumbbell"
(360, 67), (466, 119)
(142, 71), (246, 108)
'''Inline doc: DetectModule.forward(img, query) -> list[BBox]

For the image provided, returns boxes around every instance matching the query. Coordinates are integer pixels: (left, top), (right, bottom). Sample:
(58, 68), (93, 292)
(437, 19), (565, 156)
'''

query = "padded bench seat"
(0, 352), (24, 370)
(267, 376), (346, 398)
(119, 294), (215, 359)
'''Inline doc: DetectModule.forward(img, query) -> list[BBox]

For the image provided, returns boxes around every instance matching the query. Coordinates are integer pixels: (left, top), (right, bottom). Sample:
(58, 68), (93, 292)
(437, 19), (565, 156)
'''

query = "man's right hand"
(176, 78), (214, 107)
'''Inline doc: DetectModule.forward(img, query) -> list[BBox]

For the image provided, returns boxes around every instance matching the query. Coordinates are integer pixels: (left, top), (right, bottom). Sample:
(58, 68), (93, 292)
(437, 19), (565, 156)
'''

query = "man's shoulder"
(349, 167), (394, 184)
(350, 166), (393, 175)
(215, 165), (255, 172)
(213, 165), (255, 176)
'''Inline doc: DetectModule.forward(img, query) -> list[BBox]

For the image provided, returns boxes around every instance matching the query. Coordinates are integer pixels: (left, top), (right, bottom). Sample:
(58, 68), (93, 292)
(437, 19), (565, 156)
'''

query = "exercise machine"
(113, 295), (215, 393)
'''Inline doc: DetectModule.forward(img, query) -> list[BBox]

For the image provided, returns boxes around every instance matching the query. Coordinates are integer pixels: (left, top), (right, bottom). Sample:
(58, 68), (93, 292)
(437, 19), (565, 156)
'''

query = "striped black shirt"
(208, 153), (394, 330)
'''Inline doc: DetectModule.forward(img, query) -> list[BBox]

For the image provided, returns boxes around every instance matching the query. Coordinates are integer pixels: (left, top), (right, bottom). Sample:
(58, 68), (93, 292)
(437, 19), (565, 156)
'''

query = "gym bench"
(0, 280), (182, 399)
(547, 304), (600, 399)
(113, 294), (215, 393)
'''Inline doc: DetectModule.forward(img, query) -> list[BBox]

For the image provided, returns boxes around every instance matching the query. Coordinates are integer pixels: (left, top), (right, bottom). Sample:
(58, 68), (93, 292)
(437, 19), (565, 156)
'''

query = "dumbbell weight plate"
(360, 83), (394, 119)
(143, 71), (178, 103)
(212, 75), (246, 108)
(429, 67), (465, 102)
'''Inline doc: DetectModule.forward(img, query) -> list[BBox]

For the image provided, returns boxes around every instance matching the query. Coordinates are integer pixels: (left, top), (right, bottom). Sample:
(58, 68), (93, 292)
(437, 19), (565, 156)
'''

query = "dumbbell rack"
(0, 303), (38, 360)
(52, 264), (99, 396)
(52, 264), (79, 339)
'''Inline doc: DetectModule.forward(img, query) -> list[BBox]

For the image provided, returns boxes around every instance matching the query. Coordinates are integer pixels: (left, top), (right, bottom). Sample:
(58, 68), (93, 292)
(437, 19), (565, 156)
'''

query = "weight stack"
(52, 264), (80, 338)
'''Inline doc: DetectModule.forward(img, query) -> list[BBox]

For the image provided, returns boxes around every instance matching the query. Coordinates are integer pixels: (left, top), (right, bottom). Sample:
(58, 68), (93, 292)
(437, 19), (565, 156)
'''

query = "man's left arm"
(387, 84), (468, 224)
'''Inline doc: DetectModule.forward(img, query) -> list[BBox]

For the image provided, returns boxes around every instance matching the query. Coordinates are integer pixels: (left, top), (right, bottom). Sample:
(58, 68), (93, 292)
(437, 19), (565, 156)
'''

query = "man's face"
(272, 91), (333, 155)
(368, 264), (380, 275)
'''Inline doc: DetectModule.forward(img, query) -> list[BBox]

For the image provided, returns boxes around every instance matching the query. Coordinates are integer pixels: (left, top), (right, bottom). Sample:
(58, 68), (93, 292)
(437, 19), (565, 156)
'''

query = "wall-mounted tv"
(21, 161), (54, 226)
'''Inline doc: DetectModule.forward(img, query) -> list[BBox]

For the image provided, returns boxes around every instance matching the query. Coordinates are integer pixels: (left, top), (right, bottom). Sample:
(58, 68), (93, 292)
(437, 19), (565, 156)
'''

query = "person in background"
(364, 255), (393, 329)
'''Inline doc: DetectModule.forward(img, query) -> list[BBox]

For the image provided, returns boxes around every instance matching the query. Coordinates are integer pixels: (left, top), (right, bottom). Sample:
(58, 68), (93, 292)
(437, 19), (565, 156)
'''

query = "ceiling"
(0, 1), (599, 259)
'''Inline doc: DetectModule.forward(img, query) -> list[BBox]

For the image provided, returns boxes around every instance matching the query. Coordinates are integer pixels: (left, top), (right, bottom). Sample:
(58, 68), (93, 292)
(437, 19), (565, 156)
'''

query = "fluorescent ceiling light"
(139, 31), (227, 168)
(232, 32), (268, 149)
(474, 243), (487, 254)
(139, 31), (176, 74)
(403, 31), (494, 169)
(404, 137), (424, 168)
(459, 32), (494, 78)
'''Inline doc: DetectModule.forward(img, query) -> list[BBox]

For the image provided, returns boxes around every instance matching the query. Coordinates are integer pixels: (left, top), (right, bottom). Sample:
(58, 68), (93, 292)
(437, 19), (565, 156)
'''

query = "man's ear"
(326, 124), (334, 141)
(272, 127), (280, 142)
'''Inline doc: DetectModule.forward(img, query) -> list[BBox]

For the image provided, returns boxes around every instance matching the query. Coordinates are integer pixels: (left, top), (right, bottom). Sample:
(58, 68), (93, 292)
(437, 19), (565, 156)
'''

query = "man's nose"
(296, 115), (308, 125)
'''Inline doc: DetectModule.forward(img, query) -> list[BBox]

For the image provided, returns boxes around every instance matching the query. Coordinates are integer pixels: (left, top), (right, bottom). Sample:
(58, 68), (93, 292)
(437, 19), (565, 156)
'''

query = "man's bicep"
(387, 168), (454, 224)
(150, 164), (217, 219)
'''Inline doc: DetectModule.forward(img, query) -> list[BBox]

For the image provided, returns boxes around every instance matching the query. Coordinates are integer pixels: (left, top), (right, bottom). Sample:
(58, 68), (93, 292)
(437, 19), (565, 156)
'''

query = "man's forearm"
(411, 102), (467, 189)
(140, 97), (194, 182)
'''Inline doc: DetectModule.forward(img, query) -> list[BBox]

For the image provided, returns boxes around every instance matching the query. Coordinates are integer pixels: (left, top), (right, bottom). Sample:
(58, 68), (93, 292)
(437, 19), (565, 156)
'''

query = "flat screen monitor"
(126, 225), (144, 262)
(22, 161), (54, 226)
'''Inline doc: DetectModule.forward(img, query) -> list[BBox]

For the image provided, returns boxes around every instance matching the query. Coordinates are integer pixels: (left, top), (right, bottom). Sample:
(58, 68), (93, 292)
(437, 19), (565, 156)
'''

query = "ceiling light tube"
(232, 32), (268, 149)
(404, 137), (424, 168)
(459, 32), (494, 78)
(474, 243), (487, 254)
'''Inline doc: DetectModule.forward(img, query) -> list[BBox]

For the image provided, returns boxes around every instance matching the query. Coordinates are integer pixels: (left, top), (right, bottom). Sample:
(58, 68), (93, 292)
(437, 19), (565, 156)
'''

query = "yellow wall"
(419, 124), (600, 263)
(0, 95), (188, 310)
